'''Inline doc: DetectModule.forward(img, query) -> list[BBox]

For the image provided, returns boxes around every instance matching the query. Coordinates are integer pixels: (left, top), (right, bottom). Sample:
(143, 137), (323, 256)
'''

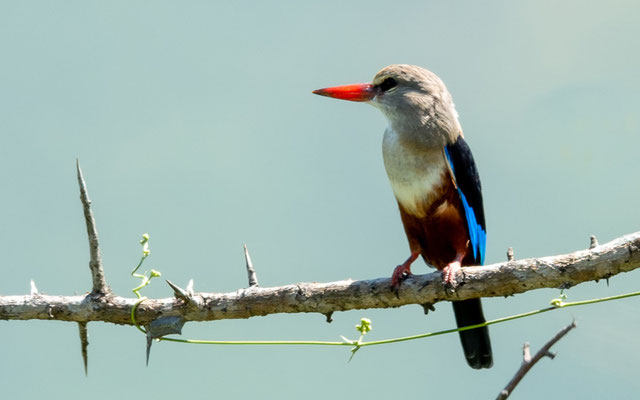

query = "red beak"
(312, 83), (376, 102)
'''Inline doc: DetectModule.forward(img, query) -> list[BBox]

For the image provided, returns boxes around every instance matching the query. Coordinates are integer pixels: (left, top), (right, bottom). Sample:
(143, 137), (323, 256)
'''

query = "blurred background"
(1, 1), (639, 398)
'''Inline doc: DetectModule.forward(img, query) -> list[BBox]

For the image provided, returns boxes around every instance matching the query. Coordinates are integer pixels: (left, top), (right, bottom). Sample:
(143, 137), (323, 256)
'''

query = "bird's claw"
(442, 260), (461, 289)
(391, 264), (413, 296)
(390, 252), (419, 297)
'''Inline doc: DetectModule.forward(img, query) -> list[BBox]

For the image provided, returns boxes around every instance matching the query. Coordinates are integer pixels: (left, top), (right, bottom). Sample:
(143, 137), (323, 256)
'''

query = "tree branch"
(1, 232), (639, 325)
(497, 321), (577, 399)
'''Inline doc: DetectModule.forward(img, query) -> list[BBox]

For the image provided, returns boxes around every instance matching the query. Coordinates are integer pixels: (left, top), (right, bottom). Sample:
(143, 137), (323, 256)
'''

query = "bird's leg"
(391, 251), (420, 292)
(442, 252), (465, 287)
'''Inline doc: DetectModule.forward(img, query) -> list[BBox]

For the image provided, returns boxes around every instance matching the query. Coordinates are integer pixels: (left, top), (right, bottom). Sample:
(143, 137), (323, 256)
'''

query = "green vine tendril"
(130, 233), (161, 334)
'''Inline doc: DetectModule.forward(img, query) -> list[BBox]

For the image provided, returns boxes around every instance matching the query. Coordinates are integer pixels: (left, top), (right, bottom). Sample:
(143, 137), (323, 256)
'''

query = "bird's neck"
(383, 109), (462, 150)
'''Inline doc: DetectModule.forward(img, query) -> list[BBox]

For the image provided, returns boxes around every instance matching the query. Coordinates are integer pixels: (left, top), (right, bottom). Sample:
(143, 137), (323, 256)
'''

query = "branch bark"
(1, 231), (639, 325)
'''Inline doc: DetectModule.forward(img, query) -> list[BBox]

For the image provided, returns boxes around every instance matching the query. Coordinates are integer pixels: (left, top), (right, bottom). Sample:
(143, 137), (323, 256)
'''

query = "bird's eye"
(378, 77), (398, 92)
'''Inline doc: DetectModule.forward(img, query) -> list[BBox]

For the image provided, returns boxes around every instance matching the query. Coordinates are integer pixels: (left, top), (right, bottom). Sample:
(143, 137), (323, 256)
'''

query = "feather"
(443, 137), (486, 265)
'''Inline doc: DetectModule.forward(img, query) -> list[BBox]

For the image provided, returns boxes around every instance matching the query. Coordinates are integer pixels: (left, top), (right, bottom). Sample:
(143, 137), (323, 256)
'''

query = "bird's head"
(313, 64), (462, 144)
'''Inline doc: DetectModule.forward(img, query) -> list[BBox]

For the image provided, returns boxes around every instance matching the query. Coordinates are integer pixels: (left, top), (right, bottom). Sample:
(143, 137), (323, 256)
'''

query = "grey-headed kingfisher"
(313, 65), (492, 369)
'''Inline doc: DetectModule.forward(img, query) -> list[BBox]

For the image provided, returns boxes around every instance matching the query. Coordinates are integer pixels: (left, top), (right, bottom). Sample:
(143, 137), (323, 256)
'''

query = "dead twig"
(497, 321), (577, 400)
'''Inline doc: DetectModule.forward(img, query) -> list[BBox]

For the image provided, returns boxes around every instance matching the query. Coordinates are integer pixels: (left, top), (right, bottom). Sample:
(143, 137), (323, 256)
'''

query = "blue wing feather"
(444, 139), (486, 265)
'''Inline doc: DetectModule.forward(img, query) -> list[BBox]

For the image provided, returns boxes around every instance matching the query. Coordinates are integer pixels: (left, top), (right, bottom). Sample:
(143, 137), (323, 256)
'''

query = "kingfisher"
(313, 65), (492, 369)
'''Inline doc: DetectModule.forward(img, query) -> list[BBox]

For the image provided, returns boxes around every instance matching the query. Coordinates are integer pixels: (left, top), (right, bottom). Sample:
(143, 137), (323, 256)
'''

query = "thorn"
(166, 280), (192, 303)
(146, 327), (153, 367)
(186, 279), (194, 294)
(76, 160), (110, 295)
(77, 322), (89, 376)
(30, 280), (39, 295)
(589, 235), (599, 250)
(244, 244), (259, 287)
(324, 312), (333, 323)
(507, 247), (515, 261)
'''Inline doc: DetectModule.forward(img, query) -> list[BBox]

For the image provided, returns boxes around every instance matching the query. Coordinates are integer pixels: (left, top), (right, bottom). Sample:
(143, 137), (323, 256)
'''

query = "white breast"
(382, 126), (447, 217)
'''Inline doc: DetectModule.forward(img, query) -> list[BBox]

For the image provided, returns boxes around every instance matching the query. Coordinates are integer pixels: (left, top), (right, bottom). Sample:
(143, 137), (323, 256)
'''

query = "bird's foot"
(442, 260), (461, 287)
(442, 252), (465, 290)
(391, 252), (420, 296)
(391, 264), (413, 290)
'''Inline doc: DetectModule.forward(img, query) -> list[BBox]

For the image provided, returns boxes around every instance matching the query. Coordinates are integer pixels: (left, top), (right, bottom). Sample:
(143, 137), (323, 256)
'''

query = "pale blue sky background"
(1, 1), (639, 399)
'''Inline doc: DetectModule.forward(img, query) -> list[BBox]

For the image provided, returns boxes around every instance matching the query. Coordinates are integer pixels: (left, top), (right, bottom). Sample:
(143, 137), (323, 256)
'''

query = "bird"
(312, 64), (493, 369)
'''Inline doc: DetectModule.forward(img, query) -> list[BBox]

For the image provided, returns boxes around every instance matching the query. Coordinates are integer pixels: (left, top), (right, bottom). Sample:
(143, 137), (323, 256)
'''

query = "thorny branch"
(1, 231), (639, 325)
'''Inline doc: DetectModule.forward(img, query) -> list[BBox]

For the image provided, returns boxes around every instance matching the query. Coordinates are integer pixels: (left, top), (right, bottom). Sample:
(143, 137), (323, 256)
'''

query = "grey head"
(313, 64), (463, 148)
(370, 64), (463, 147)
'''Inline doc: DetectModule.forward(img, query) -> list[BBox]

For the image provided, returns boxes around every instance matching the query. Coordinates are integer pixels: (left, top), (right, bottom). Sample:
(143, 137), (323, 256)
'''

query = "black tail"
(452, 298), (493, 369)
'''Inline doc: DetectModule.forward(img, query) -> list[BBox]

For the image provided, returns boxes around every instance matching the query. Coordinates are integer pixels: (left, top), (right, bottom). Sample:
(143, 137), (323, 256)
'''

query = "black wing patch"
(444, 137), (486, 265)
